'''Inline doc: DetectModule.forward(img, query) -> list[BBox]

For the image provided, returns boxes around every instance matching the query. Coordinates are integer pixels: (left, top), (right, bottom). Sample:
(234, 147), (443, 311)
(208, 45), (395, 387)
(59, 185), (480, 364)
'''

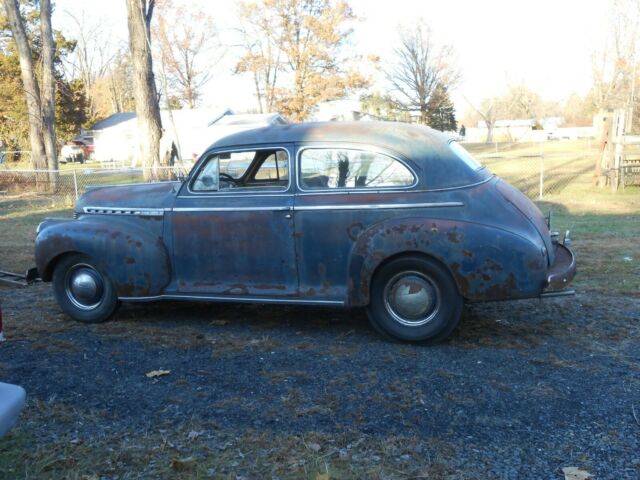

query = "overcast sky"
(53, 0), (611, 117)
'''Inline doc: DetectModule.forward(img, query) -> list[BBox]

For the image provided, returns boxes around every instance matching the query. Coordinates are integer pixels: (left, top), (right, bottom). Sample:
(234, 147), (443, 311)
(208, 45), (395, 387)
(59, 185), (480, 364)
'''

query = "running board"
(539, 289), (575, 298)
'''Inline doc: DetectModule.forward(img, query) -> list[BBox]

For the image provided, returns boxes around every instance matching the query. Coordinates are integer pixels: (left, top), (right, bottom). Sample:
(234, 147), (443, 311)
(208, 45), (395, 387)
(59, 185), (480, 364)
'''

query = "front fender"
(347, 217), (548, 305)
(35, 215), (171, 297)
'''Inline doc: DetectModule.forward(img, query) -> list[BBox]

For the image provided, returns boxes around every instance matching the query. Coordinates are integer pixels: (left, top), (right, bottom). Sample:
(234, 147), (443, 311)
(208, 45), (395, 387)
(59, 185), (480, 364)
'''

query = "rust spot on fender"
(447, 230), (461, 243)
(347, 223), (364, 241)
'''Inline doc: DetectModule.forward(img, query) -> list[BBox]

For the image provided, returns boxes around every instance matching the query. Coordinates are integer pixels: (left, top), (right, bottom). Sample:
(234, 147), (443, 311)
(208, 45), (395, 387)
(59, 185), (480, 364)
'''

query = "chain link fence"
(476, 152), (599, 199)
(0, 166), (189, 206)
(0, 146), (600, 205)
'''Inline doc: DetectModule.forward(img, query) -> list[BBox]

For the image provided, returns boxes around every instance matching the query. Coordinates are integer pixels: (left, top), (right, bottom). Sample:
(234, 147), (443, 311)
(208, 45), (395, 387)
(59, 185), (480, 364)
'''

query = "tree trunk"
(126, 0), (163, 181)
(40, 0), (58, 190)
(485, 122), (494, 144)
(2, 0), (48, 187)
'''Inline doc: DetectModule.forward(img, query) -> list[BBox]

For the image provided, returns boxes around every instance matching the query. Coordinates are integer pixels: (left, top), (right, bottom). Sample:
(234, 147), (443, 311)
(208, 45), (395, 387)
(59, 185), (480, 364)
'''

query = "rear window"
(299, 148), (415, 190)
(449, 142), (482, 170)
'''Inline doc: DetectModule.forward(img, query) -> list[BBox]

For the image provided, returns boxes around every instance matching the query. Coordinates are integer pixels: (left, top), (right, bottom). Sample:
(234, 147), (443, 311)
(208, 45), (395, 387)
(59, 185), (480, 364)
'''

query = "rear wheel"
(366, 256), (462, 343)
(52, 254), (120, 323)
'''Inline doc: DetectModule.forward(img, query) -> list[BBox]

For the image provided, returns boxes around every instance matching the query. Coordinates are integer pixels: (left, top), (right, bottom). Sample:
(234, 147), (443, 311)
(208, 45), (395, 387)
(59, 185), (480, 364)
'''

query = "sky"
(53, 0), (611, 118)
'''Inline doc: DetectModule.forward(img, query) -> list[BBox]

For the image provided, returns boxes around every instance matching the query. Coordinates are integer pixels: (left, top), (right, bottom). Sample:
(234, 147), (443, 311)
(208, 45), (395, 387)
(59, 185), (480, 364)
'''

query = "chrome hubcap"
(383, 271), (440, 326)
(65, 265), (104, 310)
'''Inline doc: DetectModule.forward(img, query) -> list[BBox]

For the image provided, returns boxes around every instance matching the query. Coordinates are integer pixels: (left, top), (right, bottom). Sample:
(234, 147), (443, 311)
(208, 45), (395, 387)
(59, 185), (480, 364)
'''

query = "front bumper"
(545, 243), (576, 291)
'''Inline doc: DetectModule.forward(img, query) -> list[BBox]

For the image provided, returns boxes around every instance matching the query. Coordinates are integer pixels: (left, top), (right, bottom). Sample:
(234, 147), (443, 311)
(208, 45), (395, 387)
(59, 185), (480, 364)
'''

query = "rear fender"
(347, 217), (548, 305)
(35, 216), (171, 297)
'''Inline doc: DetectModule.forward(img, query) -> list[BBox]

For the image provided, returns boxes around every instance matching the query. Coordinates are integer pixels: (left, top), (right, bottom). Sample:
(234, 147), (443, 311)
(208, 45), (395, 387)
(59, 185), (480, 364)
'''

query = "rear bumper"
(545, 244), (576, 291)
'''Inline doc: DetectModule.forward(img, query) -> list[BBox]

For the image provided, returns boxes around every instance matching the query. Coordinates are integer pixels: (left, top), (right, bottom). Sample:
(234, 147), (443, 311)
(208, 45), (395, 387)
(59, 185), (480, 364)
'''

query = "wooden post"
(612, 110), (626, 193)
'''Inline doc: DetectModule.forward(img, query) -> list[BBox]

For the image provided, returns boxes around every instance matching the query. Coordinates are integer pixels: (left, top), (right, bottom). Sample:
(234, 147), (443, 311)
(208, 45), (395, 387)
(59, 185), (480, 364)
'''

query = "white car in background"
(60, 144), (85, 164)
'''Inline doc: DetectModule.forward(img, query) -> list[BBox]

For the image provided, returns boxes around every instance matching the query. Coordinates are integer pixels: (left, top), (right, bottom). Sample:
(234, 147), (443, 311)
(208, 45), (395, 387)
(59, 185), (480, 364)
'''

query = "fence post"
(73, 170), (79, 200)
(538, 153), (544, 201)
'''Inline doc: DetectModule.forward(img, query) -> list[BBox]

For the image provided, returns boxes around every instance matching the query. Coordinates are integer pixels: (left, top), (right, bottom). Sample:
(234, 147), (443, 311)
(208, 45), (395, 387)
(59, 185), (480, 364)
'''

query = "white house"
(91, 109), (287, 165)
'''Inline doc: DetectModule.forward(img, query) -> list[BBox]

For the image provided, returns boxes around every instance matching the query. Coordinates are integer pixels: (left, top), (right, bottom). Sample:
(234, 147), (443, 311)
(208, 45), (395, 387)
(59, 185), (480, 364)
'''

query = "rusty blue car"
(35, 122), (576, 342)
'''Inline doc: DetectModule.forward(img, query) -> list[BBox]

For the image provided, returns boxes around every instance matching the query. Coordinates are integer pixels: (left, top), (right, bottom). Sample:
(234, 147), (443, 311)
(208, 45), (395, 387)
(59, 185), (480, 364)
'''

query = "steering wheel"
(219, 172), (239, 185)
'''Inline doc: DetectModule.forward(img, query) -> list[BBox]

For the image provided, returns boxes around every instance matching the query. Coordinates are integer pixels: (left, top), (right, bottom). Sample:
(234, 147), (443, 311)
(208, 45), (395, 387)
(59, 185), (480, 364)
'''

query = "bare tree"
(235, 1), (281, 113)
(63, 11), (119, 119)
(234, 0), (368, 122)
(590, 0), (640, 129)
(386, 21), (459, 124)
(465, 96), (501, 143)
(125, 0), (163, 179)
(40, 0), (58, 186)
(153, 0), (219, 109)
(2, 0), (47, 174)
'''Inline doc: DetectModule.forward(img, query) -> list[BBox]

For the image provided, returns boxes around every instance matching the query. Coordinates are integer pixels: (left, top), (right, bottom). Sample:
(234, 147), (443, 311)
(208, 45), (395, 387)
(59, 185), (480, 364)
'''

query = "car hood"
(75, 181), (181, 213)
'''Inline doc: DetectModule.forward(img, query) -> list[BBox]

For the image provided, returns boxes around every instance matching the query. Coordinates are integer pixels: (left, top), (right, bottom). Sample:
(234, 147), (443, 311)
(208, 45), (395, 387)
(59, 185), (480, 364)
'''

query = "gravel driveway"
(1, 283), (639, 479)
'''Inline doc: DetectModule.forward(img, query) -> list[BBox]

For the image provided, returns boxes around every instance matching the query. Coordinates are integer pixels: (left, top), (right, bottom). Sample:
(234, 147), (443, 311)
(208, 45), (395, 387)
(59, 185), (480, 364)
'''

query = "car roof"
(206, 121), (450, 158)
(204, 121), (491, 189)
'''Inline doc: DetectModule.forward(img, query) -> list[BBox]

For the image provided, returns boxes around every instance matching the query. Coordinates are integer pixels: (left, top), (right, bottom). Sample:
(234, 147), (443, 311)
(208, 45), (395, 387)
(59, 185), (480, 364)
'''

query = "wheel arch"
(346, 216), (548, 306)
(36, 217), (171, 297)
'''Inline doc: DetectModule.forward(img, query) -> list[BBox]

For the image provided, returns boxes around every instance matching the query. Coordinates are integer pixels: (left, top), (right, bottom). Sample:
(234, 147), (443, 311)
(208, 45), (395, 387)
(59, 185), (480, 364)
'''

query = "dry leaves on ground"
(145, 369), (171, 378)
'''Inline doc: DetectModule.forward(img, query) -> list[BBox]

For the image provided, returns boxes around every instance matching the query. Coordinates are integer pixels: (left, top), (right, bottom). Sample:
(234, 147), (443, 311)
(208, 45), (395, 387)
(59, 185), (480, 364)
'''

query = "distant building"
(464, 117), (595, 143)
(311, 99), (385, 122)
(91, 109), (287, 165)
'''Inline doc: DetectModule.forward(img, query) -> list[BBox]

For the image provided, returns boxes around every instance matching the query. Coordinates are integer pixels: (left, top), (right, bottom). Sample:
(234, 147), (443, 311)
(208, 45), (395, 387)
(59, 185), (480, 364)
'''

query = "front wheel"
(367, 256), (463, 343)
(52, 254), (120, 323)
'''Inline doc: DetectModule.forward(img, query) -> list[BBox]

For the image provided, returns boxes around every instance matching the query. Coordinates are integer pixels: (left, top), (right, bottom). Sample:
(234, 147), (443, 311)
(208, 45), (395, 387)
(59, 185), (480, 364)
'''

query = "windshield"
(449, 141), (483, 170)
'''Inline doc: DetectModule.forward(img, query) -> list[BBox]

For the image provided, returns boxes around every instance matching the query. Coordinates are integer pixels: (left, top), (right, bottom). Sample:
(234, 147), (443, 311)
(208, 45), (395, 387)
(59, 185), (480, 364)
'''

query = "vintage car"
(35, 122), (576, 342)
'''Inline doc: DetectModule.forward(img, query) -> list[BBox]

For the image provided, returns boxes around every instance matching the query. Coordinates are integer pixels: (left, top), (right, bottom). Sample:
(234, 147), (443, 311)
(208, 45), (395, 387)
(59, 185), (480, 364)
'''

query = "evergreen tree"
(426, 84), (457, 132)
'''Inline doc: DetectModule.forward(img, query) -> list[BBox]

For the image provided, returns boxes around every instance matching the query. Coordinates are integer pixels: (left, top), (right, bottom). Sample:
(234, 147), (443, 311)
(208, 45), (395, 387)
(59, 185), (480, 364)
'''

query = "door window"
(299, 148), (415, 189)
(191, 148), (289, 192)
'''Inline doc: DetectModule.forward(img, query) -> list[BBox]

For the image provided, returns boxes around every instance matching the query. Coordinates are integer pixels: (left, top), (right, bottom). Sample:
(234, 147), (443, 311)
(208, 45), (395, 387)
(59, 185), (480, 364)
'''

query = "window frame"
(186, 146), (292, 196)
(296, 145), (419, 193)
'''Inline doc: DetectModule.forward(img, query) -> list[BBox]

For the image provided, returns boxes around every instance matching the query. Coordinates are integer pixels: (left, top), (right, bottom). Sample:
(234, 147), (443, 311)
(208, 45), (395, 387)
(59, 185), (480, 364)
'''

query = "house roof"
(91, 108), (235, 132)
(91, 112), (136, 130)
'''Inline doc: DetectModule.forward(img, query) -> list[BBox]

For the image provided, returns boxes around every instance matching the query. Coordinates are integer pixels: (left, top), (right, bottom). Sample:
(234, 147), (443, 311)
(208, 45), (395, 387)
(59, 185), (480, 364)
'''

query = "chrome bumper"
(545, 243), (576, 291)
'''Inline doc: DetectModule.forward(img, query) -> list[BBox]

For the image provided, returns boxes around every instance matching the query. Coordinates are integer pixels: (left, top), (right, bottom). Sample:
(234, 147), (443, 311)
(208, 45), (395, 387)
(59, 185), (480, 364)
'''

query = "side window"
(299, 148), (415, 189)
(191, 149), (289, 192)
(253, 150), (289, 182)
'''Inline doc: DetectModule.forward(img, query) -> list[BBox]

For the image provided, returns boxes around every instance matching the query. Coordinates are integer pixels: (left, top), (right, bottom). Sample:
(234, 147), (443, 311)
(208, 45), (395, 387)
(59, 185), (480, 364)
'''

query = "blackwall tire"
(52, 254), (120, 323)
(366, 256), (463, 343)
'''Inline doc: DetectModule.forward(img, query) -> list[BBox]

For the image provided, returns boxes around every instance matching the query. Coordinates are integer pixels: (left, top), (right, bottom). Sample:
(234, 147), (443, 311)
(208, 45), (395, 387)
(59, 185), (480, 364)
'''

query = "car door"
(293, 144), (419, 302)
(170, 146), (298, 297)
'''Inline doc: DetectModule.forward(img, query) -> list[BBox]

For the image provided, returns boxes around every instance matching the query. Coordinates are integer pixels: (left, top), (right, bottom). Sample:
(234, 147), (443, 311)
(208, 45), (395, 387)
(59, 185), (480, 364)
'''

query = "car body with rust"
(34, 122), (576, 342)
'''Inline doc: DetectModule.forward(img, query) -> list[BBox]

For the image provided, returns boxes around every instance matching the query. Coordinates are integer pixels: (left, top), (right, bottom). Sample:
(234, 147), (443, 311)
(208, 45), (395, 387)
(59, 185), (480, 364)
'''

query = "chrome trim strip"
(82, 206), (167, 216)
(186, 146), (292, 196)
(421, 175), (494, 192)
(294, 202), (463, 211)
(296, 144), (419, 193)
(177, 193), (293, 199)
(118, 293), (344, 305)
(173, 206), (291, 212)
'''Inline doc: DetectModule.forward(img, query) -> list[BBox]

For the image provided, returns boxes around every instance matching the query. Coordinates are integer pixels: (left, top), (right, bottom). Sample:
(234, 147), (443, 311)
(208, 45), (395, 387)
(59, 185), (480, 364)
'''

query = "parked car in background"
(34, 122), (576, 343)
(73, 136), (95, 161)
(60, 144), (84, 164)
